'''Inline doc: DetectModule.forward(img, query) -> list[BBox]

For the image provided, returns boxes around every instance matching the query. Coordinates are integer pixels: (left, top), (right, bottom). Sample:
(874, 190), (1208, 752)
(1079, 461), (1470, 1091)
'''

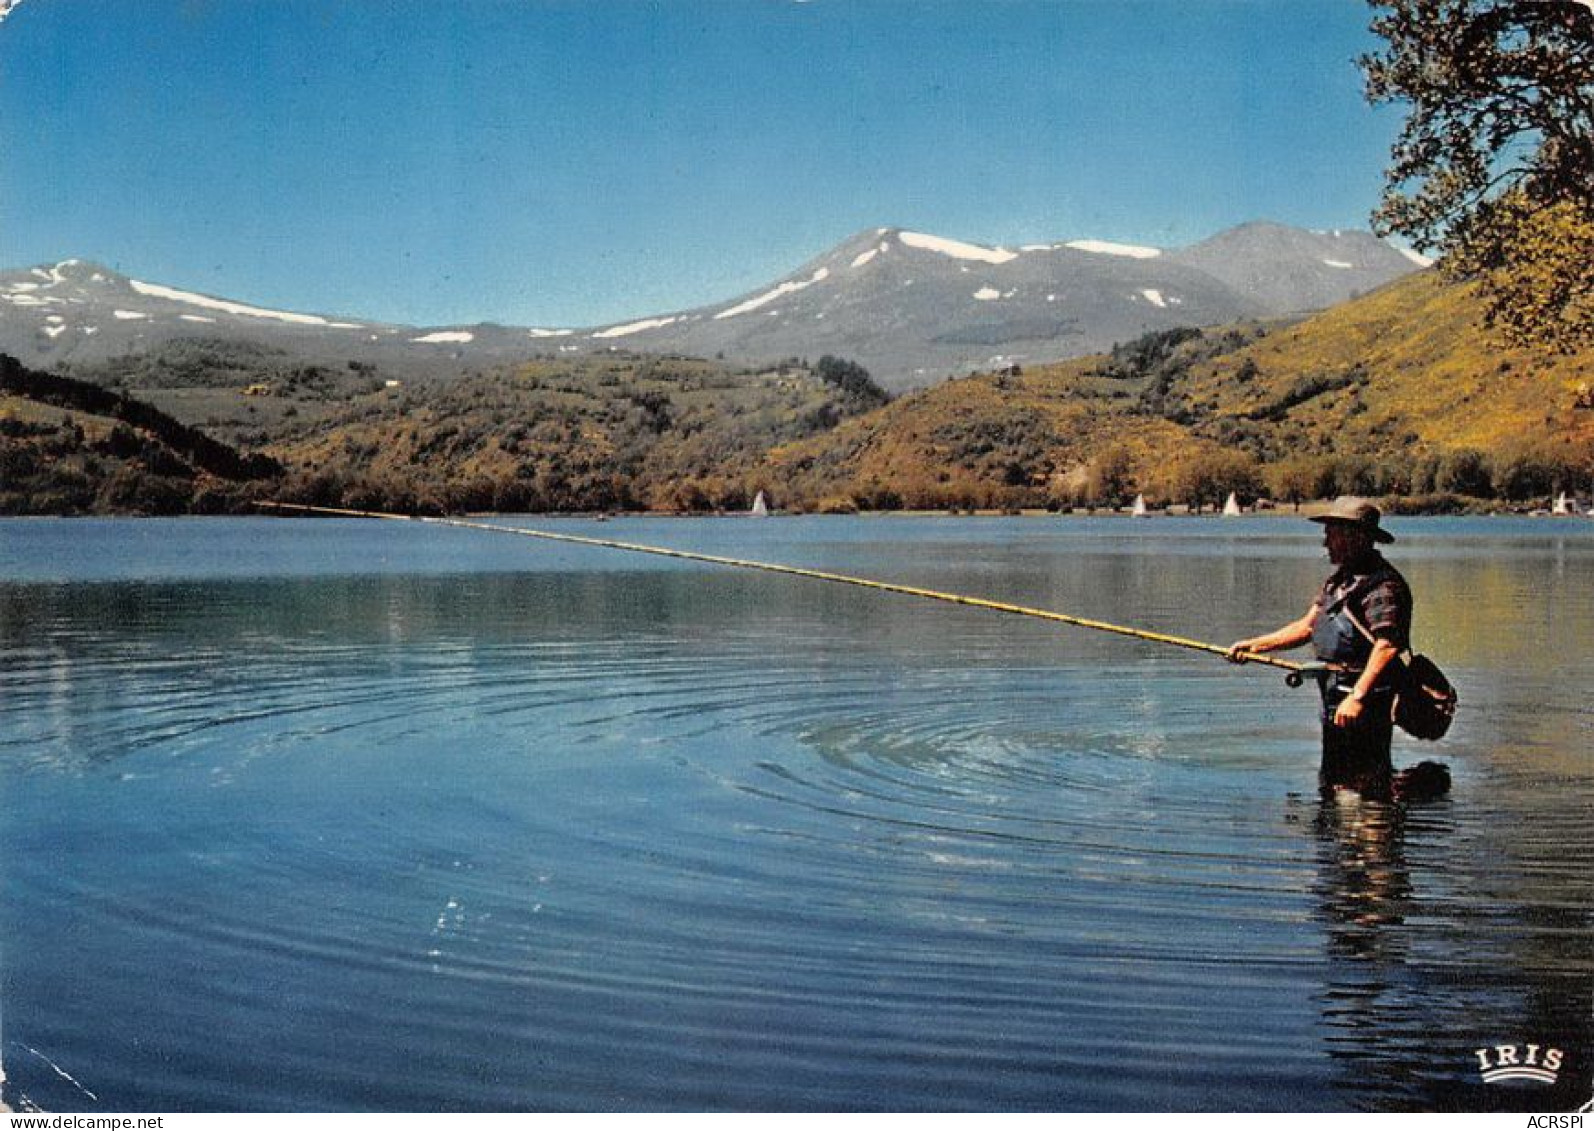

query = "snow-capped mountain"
(0, 259), (570, 379)
(0, 222), (1423, 391)
(582, 222), (1422, 388)
(1165, 220), (1430, 313)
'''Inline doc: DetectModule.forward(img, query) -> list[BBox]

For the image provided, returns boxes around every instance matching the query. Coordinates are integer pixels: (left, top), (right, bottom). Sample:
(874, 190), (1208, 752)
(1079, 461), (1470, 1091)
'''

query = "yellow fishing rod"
(257, 501), (1333, 687)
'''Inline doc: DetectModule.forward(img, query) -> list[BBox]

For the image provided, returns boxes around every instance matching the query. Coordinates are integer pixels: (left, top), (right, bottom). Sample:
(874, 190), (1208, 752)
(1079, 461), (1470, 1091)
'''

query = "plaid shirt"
(1316, 551), (1412, 652)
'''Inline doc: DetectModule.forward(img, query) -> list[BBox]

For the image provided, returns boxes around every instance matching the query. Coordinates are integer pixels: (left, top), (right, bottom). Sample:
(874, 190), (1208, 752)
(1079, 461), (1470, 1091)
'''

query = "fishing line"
(258, 502), (1331, 686)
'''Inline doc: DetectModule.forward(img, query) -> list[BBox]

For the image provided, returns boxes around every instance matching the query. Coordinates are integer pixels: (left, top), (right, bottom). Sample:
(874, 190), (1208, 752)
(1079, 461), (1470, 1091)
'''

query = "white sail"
(1130, 494), (1147, 517)
(1552, 491), (1571, 515)
(750, 490), (769, 517)
(1222, 492), (1241, 516)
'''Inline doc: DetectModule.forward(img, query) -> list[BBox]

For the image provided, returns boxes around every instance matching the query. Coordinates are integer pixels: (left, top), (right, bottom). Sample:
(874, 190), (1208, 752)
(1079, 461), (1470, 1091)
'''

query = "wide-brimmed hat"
(1310, 496), (1394, 543)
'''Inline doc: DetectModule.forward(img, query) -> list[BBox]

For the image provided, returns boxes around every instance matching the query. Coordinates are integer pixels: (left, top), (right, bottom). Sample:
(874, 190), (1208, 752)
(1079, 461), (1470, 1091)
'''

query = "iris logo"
(1474, 1043), (1565, 1085)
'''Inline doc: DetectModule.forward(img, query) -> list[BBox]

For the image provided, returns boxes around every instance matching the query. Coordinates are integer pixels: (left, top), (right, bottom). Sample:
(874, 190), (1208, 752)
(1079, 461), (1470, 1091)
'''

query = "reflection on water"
(0, 516), (1590, 1111)
(1310, 792), (1592, 1113)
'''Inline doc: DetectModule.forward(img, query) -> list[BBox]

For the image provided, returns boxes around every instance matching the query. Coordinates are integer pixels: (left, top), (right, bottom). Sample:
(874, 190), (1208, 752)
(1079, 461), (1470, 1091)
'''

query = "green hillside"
(5, 272), (1590, 516)
(21, 344), (888, 514)
(0, 354), (281, 514)
(1162, 271), (1593, 486)
(263, 352), (887, 513)
(763, 272), (1594, 512)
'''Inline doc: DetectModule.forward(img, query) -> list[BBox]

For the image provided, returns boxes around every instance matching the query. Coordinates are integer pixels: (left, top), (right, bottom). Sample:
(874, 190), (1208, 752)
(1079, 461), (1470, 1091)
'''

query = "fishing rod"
(257, 501), (1333, 687)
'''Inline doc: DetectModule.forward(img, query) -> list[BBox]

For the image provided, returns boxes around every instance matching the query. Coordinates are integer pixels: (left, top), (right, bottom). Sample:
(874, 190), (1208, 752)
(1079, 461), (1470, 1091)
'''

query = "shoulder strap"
(1340, 601), (1414, 666)
(1320, 572), (1380, 619)
(1330, 567), (1413, 667)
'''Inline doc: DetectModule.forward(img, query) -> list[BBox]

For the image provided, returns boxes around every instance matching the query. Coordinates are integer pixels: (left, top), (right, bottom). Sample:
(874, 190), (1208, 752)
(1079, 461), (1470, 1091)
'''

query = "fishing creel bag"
(1393, 653), (1457, 741)
(1340, 598), (1457, 741)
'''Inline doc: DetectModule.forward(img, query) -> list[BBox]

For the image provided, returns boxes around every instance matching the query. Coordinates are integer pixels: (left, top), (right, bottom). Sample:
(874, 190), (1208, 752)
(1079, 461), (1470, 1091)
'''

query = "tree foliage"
(0, 353), (282, 480)
(1153, 449), (1263, 512)
(1081, 443), (1136, 508)
(814, 355), (891, 410)
(1361, 0), (1594, 351)
(1443, 195), (1594, 349)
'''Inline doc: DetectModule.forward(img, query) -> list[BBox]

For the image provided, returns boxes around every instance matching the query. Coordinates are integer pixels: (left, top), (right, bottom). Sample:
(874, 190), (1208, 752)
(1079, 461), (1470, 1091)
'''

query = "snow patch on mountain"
(129, 279), (365, 329)
(528, 328), (572, 338)
(45, 261), (86, 285)
(1323, 259), (1353, 269)
(898, 231), (1017, 265)
(850, 244), (889, 269)
(593, 316), (679, 339)
(715, 267), (831, 320)
(1139, 289), (1168, 308)
(973, 286), (1002, 301)
(1066, 240), (1163, 259)
(412, 330), (474, 344)
(1395, 245), (1434, 268)
(113, 310), (148, 321)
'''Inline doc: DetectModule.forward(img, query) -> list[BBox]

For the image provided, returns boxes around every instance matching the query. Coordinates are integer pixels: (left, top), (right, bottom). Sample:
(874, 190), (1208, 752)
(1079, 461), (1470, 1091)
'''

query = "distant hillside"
(5, 272), (1589, 517)
(262, 352), (888, 514)
(0, 353), (281, 514)
(758, 272), (1593, 512)
(3, 346), (892, 516)
(1159, 270), (1593, 461)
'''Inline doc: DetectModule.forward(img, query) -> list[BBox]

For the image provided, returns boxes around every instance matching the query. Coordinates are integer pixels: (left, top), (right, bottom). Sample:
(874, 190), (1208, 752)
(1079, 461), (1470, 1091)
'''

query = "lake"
(1, 514), (1590, 1112)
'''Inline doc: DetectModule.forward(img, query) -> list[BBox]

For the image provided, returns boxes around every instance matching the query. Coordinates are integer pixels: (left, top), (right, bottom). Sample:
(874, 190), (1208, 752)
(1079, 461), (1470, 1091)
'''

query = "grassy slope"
(1180, 271), (1593, 455)
(8, 272), (1591, 514)
(764, 272), (1593, 508)
(0, 392), (265, 515)
(264, 354), (885, 511)
(764, 366), (1198, 509)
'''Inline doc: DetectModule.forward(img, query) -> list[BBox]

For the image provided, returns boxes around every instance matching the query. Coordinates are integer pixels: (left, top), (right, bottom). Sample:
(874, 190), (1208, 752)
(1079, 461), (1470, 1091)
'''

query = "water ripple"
(3, 537), (1592, 1112)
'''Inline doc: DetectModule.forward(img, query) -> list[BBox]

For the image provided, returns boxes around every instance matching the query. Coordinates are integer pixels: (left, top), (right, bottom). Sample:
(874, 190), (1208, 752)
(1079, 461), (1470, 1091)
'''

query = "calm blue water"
(1, 515), (1590, 1112)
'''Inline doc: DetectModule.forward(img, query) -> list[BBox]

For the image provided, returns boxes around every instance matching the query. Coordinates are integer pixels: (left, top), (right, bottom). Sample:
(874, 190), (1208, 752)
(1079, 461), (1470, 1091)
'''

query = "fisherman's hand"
(1226, 640), (1258, 664)
(1333, 696), (1365, 728)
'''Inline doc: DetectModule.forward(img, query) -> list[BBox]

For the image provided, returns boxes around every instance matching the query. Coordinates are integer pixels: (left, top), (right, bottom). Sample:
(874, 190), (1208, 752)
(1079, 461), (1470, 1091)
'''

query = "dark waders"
(1317, 680), (1396, 798)
(1312, 573), (1398, 799)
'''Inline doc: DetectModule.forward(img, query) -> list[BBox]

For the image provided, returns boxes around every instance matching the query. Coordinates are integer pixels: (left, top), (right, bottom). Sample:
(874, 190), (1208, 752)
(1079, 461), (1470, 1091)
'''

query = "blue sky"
(0, 1), (1402, 328)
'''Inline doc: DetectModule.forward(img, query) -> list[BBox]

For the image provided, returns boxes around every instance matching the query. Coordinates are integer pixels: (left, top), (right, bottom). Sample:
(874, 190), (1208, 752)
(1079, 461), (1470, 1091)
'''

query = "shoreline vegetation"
(3, 269), (1589, 521)
(2, 500), (1581, 522)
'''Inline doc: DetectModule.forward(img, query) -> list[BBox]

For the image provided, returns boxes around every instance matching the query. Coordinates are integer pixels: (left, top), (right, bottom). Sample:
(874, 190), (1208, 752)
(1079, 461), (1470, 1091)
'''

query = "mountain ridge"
(4, 271), (1588, 516)
(0, 220), (1422, 391)
(581, 221), (1420, 388)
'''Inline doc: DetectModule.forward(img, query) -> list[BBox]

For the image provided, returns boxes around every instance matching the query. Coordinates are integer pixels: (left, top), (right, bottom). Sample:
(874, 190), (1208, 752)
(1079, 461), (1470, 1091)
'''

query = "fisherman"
(1226, 497), (1444, 801)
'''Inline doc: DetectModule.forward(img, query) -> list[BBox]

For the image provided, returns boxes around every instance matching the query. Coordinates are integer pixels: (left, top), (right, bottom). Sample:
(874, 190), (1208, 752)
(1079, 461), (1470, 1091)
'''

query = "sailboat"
(1130, 494), (1148, 517)
(750, 490), (769, 517)
(1552, 491), (1576, 516)
(1222, 492), (1241, 516)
